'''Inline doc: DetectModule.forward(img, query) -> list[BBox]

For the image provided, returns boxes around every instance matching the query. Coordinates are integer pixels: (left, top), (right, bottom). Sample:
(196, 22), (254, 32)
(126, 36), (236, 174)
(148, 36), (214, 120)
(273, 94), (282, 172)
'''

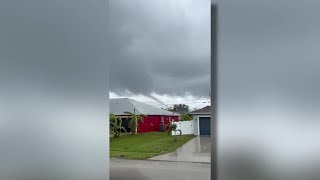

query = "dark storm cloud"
(109, 0), (210, 97)
(151, 57), (210, 78)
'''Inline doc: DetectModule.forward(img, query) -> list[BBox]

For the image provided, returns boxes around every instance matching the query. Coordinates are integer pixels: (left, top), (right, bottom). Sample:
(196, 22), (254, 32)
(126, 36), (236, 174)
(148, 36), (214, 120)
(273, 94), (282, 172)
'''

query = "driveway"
(110, 158), (210, 180)
(148, 136), (211, 163)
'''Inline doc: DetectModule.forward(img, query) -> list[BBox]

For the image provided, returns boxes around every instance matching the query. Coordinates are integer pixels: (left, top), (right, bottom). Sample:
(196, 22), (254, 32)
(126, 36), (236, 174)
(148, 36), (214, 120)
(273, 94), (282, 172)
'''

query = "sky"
(109, 0), (211, 110)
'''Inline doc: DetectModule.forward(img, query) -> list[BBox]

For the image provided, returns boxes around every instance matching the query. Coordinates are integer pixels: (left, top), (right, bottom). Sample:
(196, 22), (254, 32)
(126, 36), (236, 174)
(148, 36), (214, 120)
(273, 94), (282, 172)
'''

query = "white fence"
(172, 120), (194, 135)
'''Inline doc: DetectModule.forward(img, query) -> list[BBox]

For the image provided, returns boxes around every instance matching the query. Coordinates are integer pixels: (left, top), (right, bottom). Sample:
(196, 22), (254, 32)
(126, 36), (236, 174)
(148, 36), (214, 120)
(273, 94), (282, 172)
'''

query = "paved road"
(110, 158), (211, 180)
(148, 136), (211, 163)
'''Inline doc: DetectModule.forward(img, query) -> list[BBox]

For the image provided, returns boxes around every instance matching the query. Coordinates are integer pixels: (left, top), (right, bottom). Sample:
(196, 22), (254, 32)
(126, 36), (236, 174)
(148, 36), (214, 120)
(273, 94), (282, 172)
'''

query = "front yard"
(110, 132), (195, 159)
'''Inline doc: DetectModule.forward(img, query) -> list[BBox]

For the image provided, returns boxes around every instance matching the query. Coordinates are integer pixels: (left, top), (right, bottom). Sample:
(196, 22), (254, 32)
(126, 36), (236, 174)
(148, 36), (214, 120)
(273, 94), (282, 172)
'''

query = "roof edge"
(190, 113), (211, 115)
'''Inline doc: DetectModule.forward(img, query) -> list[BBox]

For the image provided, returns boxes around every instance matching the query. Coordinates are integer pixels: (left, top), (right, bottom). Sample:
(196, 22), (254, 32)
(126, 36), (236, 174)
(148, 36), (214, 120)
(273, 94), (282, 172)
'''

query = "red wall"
(137, 115), (179, 133)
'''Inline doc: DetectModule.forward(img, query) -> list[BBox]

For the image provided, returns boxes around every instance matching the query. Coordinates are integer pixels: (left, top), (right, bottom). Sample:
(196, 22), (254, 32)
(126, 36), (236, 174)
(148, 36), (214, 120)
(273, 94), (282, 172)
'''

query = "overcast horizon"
(109, 0), (211, 110)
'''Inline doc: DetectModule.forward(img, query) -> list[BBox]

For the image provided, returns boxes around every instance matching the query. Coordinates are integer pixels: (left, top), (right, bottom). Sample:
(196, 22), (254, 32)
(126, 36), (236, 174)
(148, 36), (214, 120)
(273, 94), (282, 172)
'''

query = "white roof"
(110, 98), (179, 116)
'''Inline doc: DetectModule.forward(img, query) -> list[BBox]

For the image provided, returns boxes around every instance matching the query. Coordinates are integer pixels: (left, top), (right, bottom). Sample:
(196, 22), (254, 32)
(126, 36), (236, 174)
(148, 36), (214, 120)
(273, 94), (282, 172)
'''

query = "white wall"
(193, 115), (199, 135)
(172, 120), (194, 135)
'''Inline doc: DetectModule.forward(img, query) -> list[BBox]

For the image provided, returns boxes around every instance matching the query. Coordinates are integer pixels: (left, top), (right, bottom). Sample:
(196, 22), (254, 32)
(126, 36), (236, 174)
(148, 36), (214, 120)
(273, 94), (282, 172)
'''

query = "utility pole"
(133, 108), (137, 134)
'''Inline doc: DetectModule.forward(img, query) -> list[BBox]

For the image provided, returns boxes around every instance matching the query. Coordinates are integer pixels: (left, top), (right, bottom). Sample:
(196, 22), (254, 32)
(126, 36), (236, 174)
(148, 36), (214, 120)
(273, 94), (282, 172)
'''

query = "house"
(110, 98), (179, 133)
(190, 106), (211, 135)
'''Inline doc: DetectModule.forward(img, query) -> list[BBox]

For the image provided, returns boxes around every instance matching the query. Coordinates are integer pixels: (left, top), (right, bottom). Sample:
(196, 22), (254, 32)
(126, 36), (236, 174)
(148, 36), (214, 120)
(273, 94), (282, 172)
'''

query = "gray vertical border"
(105, 0), (110, 179)
(104, 0), (111, 180)
(211, 1), (217, 180)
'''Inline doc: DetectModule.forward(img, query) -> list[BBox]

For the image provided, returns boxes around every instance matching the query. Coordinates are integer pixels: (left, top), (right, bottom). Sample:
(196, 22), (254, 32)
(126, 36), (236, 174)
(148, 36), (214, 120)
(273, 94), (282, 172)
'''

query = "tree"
(162, 106), (173, 112)
(180, 113), (192, 121)
(110, 113), (127, 138)
(172, 104), (190, 114)
(163, 104), (190, 114)
(123, 109), (147, 135)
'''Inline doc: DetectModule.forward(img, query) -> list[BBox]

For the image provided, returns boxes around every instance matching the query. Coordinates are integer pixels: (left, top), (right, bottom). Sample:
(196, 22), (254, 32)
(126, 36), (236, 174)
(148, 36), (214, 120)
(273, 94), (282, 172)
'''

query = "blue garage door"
(199, 117), (211, 135)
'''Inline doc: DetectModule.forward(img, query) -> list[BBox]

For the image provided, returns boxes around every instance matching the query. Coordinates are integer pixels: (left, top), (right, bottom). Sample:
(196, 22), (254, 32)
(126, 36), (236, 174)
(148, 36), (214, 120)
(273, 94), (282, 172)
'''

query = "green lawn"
(110, 132), (195, 159)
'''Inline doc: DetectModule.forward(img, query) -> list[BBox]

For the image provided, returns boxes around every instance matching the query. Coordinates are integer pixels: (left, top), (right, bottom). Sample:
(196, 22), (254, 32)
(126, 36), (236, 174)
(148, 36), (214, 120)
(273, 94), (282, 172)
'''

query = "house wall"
(117, 115), (178, 133)
(192, 114), (211, 135)
(137, 115), (179, 133)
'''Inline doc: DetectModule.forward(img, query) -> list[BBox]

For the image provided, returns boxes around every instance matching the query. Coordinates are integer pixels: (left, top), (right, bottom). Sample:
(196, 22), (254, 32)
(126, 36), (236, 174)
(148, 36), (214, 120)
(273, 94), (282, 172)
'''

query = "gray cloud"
(109, 0), (210, 97)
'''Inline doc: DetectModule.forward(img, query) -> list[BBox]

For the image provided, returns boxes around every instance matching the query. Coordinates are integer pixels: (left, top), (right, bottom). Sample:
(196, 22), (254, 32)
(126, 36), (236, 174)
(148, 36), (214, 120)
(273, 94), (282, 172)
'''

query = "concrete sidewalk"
(148, 136), (211, 163)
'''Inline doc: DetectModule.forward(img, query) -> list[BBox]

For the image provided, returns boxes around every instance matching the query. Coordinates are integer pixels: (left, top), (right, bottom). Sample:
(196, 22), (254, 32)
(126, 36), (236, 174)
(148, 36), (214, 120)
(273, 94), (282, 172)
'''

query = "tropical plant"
(167, 122), (182, 141)
(123, 109), (147, 135)
(110, 113), (127, 138)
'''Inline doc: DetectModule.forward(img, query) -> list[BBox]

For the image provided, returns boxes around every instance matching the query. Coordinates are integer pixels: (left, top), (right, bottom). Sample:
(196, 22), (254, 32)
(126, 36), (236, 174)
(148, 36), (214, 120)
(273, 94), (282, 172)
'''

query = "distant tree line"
(162, 104), (193, 121)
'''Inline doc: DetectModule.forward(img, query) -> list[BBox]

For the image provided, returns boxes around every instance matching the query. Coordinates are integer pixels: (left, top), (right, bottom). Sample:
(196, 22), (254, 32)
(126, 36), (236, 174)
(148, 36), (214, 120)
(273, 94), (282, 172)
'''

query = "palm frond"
(110, 122), (117, 126)
(128, 119), (136, 128)
(110, 113), (127, 137)
(117, 118), (123, 124)
(120, 127), (127, 133)
(138, 117), (144, 123)
(123, 111), (133, 115)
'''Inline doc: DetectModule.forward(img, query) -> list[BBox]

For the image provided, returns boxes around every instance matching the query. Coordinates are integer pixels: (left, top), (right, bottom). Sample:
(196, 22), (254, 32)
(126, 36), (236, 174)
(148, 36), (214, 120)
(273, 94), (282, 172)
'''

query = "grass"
(110, 131), (195, 159)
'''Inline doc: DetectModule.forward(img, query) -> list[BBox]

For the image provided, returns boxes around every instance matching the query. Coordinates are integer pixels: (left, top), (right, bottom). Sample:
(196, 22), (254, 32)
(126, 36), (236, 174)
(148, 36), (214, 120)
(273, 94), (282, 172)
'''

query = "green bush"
(179, 113), (192, 121)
